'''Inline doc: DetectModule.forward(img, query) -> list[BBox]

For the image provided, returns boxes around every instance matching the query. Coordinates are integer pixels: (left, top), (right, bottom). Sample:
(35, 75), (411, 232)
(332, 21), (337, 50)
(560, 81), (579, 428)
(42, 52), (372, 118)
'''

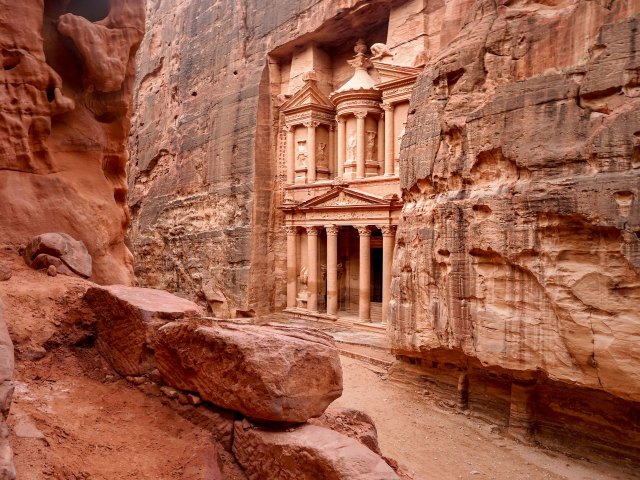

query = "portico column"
(356, 226), (372, 321)
(325, 225), (339, 316)
(336, 116), (346, 178)
(381, 225), (396, 323)
(305, 121), (319, 183)
(285, 226), (298, 308)
(306, 226), (320, 312)
(355, 111), (367, 179)
(383, 103), (395, 176)
(285, 125), (295, 184)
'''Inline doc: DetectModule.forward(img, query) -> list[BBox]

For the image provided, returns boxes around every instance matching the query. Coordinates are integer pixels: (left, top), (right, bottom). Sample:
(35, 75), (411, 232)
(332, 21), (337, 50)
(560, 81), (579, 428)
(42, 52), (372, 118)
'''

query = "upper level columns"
(336, 116), (346, 178)
(382, 103), (395, 176)
(354, 110), (367, 179)
(285, 125), (295, 185)
(305, 121), (319, 183)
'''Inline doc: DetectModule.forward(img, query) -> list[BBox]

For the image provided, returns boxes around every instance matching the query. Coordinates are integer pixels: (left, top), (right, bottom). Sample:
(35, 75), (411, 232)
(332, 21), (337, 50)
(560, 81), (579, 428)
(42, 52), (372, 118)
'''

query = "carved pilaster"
(285, 226), (298, 235)
(356, 226), (372, 237)
(380, 225), (397, 237)
(325, 225), (339, 236)
(306, 226), (321, 236)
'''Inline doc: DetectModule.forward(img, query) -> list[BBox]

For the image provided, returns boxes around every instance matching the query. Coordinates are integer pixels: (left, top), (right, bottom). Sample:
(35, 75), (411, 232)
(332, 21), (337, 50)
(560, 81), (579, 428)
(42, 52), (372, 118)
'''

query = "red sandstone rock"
(0, 265), (10, 283)
(308, 407), (381, 455)
(0, 301), (16, 479)
(84, 285), (202, 376)
(0, 0), (144, 285)
(23, 233), (92, 278)
(233, 420), (399, 479)
(155, 320), (343, 423)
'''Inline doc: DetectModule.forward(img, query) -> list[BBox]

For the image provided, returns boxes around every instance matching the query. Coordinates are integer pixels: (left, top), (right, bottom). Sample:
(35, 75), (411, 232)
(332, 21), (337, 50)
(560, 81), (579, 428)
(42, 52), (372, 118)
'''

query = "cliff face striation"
(0, 0), (144, 284)
(391, 0), (640, 453)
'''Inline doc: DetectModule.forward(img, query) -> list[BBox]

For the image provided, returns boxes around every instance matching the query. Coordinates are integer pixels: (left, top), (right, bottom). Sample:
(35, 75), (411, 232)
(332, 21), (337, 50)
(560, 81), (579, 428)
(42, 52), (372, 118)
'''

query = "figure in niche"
(296, 140), (308, 167)
(317, 142), (328, 167)
(299, 266), (308, 292)
(370, 43), (393, 61)
(366, 131), (377, 161)
(347, 134), (357, 163)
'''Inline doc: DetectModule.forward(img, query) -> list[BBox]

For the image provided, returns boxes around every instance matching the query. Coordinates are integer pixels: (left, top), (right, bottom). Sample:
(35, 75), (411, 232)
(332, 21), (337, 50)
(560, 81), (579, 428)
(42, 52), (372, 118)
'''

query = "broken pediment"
(372, 61), (421, 86)
(281, 76), (335, 116)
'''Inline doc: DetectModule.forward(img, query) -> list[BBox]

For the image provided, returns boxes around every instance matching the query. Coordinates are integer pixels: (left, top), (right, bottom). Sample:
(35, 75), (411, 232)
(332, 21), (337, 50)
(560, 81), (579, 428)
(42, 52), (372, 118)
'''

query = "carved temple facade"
(272, 11), (424, 328)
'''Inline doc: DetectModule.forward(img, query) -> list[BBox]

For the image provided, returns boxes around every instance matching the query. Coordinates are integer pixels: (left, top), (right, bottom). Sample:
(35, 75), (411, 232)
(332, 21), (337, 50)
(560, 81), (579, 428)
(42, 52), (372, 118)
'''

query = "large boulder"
(23, 233), (92, 278)
(308, 407), (381, 455)
(233, 421), (399, 480)
(155, 320), (343, 423)
(84, 285), (203, 376)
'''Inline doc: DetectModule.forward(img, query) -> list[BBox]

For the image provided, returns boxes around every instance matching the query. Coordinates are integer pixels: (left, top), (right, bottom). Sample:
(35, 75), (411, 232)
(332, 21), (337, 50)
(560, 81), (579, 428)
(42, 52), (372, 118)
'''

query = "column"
(306, 226), (320, 312)
(356, 226), (371, 321)
(381, 225), (396, 323)
(328, 125), (336, 177)
(377, 113), (385, 173)
(383, 103), (395, 176)
(305, 121), (319, 183)
(285, 226), (298, 309)
(325, 225), (339, 316)
(336, 116), (346, 178)
(285, 125), (295, 184)
(355, 111), (367, 179)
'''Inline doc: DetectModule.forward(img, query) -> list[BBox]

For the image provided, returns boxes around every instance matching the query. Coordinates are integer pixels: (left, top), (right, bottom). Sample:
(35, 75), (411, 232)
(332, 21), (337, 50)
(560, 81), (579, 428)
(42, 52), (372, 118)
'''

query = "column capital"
(335, 115), (346, 124)
(305, 226), (321, 236)
(304, 120), (320, 128)
(283, 124), (294, 133)
(355, 225), (372, 237)
(325, 225), (339, 236)
(380, 225), (397, 237)
(381, 102), (394, 111)
(284, 225), (298, 235)
(354, 110), (368, 119)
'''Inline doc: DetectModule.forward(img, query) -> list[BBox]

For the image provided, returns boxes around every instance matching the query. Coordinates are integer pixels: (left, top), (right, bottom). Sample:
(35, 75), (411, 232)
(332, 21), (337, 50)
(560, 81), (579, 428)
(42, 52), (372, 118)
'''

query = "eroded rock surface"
(23, 233), (92, 278)
(308, 407), (381, 455)
(84, 285), (202, 376)
(391, 4), (640, 403)
(156, 320), (343, 423)
(0, 0), (144, 284)
(0, 301), (16, 479)
(233, 420), (399, 480)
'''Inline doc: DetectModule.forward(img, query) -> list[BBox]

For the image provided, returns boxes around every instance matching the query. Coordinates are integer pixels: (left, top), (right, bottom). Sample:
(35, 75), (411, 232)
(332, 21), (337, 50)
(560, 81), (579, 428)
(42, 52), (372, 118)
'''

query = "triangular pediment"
(297, 186), (394, 210)
(282, 79), (334, 114)
(372, 61), (421, 85)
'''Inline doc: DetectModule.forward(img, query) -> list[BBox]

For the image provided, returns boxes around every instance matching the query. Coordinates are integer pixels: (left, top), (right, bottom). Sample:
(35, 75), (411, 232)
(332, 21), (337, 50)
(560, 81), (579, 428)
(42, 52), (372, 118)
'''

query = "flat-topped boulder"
(155, 320), (343, 423)
(23, 233), (92, 278)
(84, 285), (203, 376)
(233, 421), (399, 480)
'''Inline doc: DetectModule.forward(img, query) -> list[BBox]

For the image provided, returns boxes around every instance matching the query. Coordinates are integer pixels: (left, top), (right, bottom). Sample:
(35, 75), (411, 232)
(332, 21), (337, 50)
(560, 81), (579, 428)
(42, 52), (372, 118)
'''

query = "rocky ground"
(6, 344), (637, 479)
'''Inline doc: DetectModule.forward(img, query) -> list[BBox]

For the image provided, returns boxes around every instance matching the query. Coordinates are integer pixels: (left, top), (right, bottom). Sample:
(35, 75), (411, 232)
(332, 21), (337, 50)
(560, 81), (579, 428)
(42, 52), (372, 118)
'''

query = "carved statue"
(296, 140), (307, 166)
(317, 142), (327, 167)
(370, 43), (393, 61)
(366, 131), (377, 161)
(299, 266), (308, 291)
(347, 134), (357, 162)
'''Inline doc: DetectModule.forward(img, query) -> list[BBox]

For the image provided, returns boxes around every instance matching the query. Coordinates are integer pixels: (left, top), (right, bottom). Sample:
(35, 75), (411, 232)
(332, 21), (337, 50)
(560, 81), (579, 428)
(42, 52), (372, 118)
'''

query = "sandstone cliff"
(128, 0), (404, 315)
(0, 0), (144, 284)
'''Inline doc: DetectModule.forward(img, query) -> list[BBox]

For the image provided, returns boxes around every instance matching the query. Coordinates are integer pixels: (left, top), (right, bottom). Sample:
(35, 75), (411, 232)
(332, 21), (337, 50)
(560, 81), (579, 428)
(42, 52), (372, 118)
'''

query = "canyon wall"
(128, 0), (406, 316)
(0, 0), (144, 284)
(390, 0), (640, 453)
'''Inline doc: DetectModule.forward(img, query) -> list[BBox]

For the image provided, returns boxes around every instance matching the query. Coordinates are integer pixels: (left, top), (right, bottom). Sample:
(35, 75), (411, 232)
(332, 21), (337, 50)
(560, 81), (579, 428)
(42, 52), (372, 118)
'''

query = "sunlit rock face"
(0, 0), (143, 284)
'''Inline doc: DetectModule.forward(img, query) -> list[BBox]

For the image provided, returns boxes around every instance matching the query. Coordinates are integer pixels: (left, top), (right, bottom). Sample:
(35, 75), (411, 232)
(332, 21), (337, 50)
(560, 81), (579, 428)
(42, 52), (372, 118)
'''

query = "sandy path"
(334, 356), (638, 480)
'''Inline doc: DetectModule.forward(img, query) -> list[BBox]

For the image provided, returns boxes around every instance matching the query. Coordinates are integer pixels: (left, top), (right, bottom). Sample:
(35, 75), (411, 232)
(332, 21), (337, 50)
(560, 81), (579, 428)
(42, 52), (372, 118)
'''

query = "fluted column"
(285, 226), (298, 309)
(325, 225), (339, 316)
(356, 226), (372, 321)
(305, 121), (319, 183)
(383, 103), (395, 176)
(381, 225), (396, 323)
(355, 111), (367, 179)
(306, 226), (320, 312)
(336, 116), (346, 178)
(285, 125), (295, 184)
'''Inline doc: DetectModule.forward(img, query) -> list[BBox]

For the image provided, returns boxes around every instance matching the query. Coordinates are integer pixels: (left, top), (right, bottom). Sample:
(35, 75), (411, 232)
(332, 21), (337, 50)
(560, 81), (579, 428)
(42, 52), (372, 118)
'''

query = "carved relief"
(296, 140), (308, 166)
(366, 131), (377, 161)
(347, 134), (357, 163)
(317, 142), (328, 167)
